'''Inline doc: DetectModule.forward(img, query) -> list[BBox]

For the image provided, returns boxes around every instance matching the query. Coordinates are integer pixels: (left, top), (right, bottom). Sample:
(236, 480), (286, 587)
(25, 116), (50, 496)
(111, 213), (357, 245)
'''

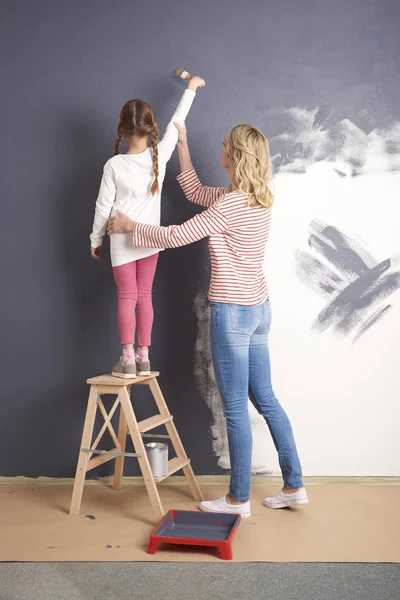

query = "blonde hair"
(227, 124), (273, 208)
(113, 99), (159, 196)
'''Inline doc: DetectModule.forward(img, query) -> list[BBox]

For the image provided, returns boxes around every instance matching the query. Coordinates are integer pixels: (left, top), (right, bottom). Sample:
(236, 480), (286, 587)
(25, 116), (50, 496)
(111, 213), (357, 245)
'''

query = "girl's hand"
(107, 211), (135, 235)
(188, 76), (206, 92)
(174, 122), (188, 145)
(91, 246), (101, 261)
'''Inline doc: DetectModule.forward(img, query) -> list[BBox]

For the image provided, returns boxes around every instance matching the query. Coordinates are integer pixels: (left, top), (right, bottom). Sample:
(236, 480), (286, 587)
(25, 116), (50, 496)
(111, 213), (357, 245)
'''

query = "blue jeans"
(210, 301), (303, 501)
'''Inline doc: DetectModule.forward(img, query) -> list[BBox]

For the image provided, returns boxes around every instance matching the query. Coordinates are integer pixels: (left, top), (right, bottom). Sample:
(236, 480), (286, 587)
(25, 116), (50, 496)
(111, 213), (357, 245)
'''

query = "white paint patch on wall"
(270, 108), (400, 177)
(193, 111), (400, 476)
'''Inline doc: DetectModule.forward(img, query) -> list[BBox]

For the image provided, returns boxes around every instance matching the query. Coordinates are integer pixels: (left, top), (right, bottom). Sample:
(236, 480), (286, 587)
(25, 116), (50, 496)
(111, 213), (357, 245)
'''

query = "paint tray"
(147, 509), (241, 560)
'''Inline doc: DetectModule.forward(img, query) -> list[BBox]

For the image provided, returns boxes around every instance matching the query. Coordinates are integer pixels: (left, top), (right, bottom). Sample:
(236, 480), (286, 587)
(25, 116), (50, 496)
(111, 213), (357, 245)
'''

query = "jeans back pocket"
(228, 303), (261, 335)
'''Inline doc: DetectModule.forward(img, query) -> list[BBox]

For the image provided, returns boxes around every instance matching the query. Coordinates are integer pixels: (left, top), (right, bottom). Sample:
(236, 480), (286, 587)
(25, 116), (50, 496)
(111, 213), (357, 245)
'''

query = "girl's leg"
(135, 253), (159, 349)
(112, 261), (138, 349)
(248, 302), (304, 491)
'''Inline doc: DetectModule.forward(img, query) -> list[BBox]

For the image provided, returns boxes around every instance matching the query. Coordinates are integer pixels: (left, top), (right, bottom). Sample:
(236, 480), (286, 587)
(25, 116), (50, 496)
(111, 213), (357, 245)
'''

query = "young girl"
(90, 75), (205, 378)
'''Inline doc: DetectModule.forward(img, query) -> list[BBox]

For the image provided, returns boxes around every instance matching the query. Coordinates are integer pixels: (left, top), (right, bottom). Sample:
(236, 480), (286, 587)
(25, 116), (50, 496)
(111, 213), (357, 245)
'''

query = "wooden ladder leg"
(70, 385), (98, 516)
(147, 378), (171, 418)
(149, 378), (204, 502)
(113, 398), (127, 491)
(165, 421), (204, 502)
(181, 463), (204, 502)
(118, 385), (165, 522)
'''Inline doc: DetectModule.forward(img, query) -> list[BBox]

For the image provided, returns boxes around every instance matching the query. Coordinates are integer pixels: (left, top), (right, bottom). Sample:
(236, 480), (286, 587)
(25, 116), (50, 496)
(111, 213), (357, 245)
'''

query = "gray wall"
(1, 0), (398, 477)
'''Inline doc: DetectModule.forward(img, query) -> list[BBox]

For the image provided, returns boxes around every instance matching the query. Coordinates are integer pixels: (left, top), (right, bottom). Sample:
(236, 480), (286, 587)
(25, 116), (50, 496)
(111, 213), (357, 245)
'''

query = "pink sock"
(136, 347), (149, 362)
(122, 349), (135, 364)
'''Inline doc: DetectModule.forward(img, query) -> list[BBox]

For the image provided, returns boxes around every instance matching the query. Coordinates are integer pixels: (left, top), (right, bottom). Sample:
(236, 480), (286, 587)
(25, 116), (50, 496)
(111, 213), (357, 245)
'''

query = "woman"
(108, 122), (308, 517)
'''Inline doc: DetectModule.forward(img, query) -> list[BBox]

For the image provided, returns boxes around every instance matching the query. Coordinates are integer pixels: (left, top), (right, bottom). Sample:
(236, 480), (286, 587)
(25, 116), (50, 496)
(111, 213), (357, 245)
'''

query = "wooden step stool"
(69, 372), (203, 521)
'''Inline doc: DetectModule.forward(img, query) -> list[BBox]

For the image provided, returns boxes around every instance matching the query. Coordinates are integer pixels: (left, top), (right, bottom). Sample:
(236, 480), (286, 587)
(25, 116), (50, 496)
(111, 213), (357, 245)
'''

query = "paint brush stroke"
(193, 291), (230, 467)
(308, 222), (377, 279)
(297, 220), (400, 341)
(269, 109), (400, 176)
(352, 305), (392, 344)
(316, 266), (400, 334)
(296, 250), (347, 297)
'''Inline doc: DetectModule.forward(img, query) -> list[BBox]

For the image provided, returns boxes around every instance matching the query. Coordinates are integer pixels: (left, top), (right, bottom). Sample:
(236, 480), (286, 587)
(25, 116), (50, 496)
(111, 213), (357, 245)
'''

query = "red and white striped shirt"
(133, 168), (271, 305)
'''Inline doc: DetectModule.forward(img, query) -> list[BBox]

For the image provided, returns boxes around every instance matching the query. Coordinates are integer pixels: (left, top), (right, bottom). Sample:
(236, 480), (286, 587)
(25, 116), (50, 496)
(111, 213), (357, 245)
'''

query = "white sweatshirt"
(90, 89), (196, 267)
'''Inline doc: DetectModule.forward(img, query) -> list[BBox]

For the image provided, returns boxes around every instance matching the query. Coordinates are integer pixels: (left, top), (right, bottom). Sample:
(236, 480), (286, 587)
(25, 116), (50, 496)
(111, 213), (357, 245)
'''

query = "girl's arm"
(158, 76), (205, 163)
(90, 161), (116, 249)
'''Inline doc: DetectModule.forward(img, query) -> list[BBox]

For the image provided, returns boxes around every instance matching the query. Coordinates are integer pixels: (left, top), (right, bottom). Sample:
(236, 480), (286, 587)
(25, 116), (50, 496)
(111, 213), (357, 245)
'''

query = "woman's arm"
(158, 76), (205, 163)
(132, 204), (228, 249)
(108, 205), (229, 249)
(174, 123), (229, 207)
(176, 135), (194, 172)
(90, 162), (116, 253)
(176, 168), (229, 208)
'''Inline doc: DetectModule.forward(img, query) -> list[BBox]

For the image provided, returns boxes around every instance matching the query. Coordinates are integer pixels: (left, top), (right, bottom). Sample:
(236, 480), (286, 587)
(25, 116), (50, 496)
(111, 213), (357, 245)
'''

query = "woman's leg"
(135, 253), (159, 349)
(249, 301), (304, 490)
(210, 302), (255, 502)
(112, 261), (138, 347)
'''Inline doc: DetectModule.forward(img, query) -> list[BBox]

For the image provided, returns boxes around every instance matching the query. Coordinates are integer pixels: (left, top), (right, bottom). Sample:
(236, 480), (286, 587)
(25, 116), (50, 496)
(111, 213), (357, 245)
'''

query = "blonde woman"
(108, 123), (308, 517)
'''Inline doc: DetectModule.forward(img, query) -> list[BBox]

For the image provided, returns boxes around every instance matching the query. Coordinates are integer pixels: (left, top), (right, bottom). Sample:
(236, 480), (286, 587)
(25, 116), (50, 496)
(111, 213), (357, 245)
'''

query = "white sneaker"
(199, 496), (251, 518)
(263, 488), (309, 509)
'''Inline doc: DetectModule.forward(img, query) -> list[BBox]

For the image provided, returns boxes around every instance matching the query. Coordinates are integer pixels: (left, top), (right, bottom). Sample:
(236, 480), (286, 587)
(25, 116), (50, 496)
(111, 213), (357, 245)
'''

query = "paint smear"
(270, 108), (400, 177)
(296, 220), (400, 341)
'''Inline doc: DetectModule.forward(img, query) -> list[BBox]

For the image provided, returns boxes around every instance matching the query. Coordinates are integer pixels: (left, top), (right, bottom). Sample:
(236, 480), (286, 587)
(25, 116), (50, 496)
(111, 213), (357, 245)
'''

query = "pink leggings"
(112, 253), (159, 347)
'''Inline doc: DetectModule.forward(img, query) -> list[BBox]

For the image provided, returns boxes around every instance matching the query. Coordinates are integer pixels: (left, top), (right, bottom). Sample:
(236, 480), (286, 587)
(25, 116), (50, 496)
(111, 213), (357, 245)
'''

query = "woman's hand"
(107, 211), (135, 235)
(174, 122), (194, 171)
(91, 246), (101, 261)
(188, 76), (206, 92)
(174, 122), (188, 146)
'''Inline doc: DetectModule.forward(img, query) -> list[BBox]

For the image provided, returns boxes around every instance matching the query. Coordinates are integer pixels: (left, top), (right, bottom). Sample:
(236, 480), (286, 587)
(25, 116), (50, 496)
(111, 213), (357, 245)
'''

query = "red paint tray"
(147, 509), (241, 560)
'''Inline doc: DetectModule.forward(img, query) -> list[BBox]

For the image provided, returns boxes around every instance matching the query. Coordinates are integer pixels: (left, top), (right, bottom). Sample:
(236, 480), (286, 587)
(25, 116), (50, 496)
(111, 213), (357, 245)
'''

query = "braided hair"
(113, 125), (123, 156)
(150, 126), (160, 196)
(113, 99), (159, 195)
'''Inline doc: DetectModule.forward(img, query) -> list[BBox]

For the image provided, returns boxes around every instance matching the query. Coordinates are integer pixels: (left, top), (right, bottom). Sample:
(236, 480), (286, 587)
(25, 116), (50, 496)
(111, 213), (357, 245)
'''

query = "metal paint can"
(145, 443), (169, 478)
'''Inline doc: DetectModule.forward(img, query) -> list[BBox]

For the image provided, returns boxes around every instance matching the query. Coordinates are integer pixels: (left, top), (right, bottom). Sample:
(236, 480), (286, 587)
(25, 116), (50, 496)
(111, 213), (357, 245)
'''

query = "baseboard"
(0, 475), (399, 486)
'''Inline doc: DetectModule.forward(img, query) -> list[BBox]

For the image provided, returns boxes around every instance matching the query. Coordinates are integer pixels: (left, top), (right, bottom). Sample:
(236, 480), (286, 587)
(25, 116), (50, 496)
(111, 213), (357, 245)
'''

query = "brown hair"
(113, 99), (159, 195)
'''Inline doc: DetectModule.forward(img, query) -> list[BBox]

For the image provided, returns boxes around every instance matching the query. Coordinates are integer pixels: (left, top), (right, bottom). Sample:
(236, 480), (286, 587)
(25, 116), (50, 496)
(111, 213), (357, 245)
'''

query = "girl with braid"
(90, 75), (205, 377)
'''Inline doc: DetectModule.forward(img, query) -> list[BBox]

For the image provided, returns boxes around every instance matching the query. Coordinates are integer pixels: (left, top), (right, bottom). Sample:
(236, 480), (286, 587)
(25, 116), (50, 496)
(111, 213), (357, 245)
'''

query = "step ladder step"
(153, 457), (190, 483)
(136, 414), (173, 434)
